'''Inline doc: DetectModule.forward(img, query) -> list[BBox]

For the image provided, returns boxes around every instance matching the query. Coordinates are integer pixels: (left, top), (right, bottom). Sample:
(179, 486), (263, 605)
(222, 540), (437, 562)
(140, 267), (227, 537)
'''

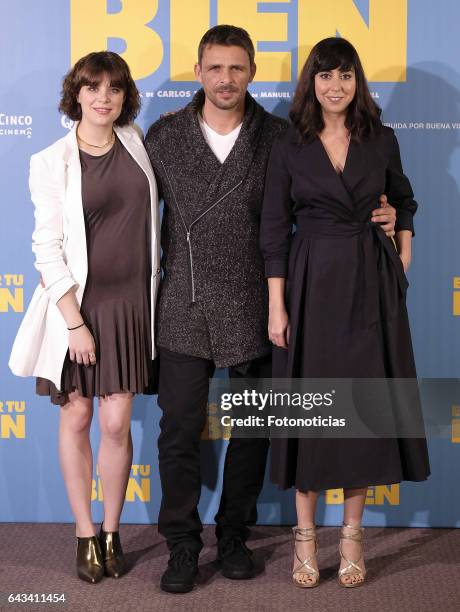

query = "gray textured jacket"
(145, 90), (288, 367)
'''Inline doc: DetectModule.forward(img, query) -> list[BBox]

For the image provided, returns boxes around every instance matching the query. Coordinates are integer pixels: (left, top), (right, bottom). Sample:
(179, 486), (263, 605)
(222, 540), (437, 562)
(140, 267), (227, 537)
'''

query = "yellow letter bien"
(171, 0), (210, 81)
(298, 0), (407, 81)
(218, 0), (291, 82)
(0, 288), (23, 313)
(71, 0), (163, 80)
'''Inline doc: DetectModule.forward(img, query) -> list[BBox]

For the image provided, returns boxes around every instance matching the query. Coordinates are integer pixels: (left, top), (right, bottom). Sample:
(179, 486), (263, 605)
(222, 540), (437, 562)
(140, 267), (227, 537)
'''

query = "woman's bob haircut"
(59, 51), (140, 126)
(290, 37), (382, 141)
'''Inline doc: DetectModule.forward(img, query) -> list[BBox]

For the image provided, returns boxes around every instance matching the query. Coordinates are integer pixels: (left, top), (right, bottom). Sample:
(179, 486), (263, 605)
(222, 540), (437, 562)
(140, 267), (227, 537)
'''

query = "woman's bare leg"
(340, 487), (367, 585)
(293, 490), (320, 584)
(59, 391), (94, 537)
(97, 392), (133, 531)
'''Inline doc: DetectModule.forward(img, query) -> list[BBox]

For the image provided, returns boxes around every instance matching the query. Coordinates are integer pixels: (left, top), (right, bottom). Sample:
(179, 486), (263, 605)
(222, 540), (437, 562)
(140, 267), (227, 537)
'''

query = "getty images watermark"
(220, 388), (346, 430)
(207, 378), (458, 439)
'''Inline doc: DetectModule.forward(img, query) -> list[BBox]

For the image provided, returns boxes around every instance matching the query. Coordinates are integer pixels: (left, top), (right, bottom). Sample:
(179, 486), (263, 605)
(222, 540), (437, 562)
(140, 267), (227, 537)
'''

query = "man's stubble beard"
(205, 89), (246, 112)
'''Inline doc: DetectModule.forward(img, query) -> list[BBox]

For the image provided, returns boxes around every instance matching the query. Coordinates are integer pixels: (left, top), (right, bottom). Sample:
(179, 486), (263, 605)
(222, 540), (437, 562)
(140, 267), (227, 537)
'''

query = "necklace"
(320, 133), (350, 174)
(77, 128), (114, 149)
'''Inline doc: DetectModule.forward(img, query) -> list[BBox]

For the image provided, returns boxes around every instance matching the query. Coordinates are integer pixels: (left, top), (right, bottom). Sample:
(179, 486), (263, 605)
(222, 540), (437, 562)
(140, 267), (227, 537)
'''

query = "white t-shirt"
(198, 114), (242, 164)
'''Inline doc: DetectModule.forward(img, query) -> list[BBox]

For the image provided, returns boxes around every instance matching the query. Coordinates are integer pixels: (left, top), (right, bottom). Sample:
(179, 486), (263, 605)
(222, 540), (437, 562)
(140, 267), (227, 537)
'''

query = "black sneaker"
(160, 547), (199, 593)
(217, 536), (255, 580)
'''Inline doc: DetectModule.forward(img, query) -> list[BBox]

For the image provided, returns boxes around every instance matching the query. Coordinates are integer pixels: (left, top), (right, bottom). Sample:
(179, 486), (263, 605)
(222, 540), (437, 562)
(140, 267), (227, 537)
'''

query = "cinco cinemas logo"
(92, 464), (151, 502)
(0, 274), (24, 313)
(453, 277), (460, 315)
(326, 485), (400, 505)
(71, 0), (408, 82)
(0, 113), (33, 138)
(0, 401), (26, 439)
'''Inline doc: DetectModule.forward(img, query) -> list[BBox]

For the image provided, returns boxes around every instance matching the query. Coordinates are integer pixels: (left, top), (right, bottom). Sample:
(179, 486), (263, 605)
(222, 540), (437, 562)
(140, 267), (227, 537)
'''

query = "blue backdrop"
(0, 0), (459, 527)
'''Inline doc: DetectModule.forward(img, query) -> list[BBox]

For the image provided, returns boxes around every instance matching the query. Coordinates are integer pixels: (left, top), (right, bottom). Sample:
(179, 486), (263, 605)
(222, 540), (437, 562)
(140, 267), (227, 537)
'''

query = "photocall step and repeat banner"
(0, 0), (459, 527)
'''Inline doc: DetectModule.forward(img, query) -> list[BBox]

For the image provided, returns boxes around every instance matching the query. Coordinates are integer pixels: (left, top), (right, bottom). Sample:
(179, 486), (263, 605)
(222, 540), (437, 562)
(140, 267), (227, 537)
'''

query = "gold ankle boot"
(76, 536), (104, 584)
(98, 524), (126, 578)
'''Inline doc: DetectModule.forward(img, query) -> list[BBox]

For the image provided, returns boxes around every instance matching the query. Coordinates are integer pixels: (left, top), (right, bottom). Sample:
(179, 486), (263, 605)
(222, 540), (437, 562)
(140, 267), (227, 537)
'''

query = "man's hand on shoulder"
(371, 194), (396, 238)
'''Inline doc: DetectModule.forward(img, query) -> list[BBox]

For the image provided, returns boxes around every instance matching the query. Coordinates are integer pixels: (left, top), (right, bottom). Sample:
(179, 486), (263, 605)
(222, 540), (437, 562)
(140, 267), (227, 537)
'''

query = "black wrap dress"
(260, 125), (430, 491)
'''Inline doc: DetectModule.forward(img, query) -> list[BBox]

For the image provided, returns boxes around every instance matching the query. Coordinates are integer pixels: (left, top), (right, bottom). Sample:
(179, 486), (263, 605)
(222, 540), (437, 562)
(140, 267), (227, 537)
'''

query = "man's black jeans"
(157, 347), (271, 552)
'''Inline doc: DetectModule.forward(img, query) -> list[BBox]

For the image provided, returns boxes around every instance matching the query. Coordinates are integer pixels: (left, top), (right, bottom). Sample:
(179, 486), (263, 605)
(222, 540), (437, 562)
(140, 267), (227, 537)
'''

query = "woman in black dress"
(260, 38), (430, 588)
(10, 52), (160, 583)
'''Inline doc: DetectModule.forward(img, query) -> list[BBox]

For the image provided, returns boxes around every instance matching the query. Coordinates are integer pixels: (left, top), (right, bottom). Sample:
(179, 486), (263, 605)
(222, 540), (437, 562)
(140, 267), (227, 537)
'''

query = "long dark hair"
(290, 37), (381, 141)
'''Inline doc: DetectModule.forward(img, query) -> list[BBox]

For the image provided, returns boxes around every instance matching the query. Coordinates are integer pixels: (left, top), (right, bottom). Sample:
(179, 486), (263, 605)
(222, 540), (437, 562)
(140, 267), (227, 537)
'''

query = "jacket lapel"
(115, 125), (155, 186)
(61, 124), (88, 282)
(341, 138), (368, 199)
(313, 137), (356, 212)
(207, 94), (264, 203)
(61, 125), (83, 223)
(184, 98), (222, 186)
(185, 90), (265, 219)
(115, 125), (160, 257)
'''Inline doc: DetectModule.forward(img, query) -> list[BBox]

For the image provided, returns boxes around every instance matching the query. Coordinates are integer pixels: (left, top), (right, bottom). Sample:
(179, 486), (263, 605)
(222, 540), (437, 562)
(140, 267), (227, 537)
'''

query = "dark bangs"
(77, 55), (128, 90)
(59, 51), (141, 126)
(312, 38), (356, 75)
(290, 37), (382, 142)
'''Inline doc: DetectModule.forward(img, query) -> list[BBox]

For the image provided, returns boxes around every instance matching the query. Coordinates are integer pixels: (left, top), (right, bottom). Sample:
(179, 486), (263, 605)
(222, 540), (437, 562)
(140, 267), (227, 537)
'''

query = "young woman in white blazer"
(9, 51), (160, 583)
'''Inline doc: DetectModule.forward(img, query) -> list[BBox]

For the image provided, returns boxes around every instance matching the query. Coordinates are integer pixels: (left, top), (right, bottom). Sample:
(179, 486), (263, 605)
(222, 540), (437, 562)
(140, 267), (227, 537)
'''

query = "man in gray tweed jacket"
(145, 25), (396, 594)
(145, 26), (286, 593)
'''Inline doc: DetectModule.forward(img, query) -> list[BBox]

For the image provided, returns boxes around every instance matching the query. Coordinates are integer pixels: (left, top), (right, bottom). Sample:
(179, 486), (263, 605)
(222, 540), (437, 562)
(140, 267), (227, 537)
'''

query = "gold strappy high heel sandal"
(292, 526), (320, 588)
(338, 523), (366, 588)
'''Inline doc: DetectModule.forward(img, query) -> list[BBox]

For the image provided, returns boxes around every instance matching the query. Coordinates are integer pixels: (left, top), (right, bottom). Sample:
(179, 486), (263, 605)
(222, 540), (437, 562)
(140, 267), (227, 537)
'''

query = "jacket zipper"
(161, 160), (242, 302)
(186, 230), (195, 301)
(189, 181), (242, 227)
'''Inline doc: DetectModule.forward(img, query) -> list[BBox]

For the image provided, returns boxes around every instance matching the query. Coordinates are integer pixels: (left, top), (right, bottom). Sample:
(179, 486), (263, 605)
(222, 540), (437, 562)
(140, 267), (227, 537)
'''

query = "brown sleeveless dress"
(36, 137), (154, 405)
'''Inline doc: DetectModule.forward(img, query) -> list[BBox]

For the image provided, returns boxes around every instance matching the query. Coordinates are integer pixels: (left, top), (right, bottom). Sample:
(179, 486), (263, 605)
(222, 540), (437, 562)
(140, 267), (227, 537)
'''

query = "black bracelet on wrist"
(67, 322), (85, 331)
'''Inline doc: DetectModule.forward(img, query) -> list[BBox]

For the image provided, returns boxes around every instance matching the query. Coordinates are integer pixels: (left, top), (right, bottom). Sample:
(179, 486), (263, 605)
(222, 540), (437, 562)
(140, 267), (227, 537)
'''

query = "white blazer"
(9, 123), (161, 389)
